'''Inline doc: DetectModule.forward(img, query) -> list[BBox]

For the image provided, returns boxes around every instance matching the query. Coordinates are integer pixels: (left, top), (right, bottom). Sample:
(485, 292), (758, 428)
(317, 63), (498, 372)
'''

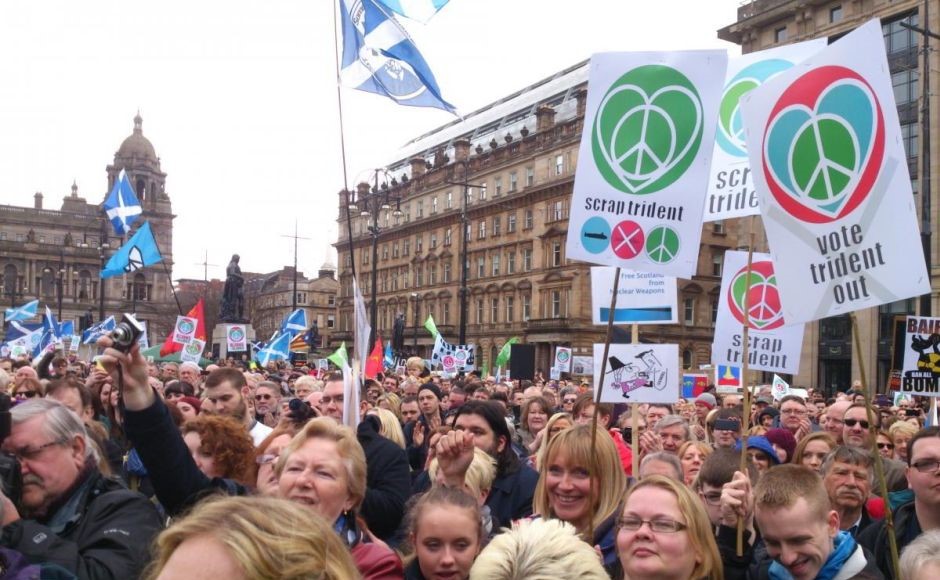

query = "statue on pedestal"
(220, 254), (245, 322)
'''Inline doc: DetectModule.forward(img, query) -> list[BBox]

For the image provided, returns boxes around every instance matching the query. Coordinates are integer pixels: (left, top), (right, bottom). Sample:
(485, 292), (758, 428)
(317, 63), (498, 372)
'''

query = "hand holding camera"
(96, 314), (154, 412)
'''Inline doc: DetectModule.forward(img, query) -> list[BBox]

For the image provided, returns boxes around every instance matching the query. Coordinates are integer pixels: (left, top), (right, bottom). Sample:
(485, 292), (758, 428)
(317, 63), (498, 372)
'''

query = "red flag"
(160, 299), (207, 356)
(364, 337), (383, 379)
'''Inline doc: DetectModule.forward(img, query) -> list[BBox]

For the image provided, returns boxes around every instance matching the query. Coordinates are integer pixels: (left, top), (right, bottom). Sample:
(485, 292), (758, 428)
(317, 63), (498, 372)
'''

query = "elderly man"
(160, 362), (179, 381)
(640, 414), (690, 455)
(252, 381), (281, 426)
(178, 361), (202, 392)
(822, 446), (879, 537)
(12, 366), (37, 390)
(824, 399), (852, 444)
(0, 399), (161, 576)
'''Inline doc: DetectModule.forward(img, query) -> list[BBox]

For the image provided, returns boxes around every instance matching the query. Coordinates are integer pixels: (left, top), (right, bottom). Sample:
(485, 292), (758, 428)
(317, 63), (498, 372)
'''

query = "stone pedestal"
(211, 323), (256, 361)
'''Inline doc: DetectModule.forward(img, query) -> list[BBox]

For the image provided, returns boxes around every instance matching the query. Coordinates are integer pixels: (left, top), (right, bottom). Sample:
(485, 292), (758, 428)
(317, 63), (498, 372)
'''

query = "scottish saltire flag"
(375, 0), (449, 22)
(280, 309), (308, 336)
(384, 341), (394, 368)
(4, 321), (41, 342)
(43, 306), (60, 340)
(340, 0), (455, 113)
(103, 169), (142, 235)
(82, 316), (116, 344)
(4, 299), (38, 323)
(256, 332), (290, 366)
(101, 222), (162, 279)
(58, 320), (74, 337)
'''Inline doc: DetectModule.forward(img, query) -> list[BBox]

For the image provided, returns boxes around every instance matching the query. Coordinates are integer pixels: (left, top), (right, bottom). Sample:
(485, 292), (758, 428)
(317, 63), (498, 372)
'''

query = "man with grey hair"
(821, 446), (878, 537)
(640, 414), (691, 455)
(0, 399), (161, 577)
(178, 361), (202, 393)
(638, 451), (683, 481)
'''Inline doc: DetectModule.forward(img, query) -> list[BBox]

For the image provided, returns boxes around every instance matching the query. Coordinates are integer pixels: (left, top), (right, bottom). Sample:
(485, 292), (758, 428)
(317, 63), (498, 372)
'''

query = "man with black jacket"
(356, 413), (410, 540)
(0, 399), (161, 578)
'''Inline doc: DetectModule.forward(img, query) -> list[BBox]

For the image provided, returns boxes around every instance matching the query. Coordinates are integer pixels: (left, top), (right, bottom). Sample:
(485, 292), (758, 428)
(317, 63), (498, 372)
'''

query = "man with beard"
(822, 446), (879, 538)
(201, 368), (271, 445)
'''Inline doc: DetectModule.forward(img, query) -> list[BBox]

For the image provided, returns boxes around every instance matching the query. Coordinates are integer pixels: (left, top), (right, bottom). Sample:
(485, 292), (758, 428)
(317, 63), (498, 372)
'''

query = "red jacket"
(351, 541), (404, 579)
(609, 428), (634, 476)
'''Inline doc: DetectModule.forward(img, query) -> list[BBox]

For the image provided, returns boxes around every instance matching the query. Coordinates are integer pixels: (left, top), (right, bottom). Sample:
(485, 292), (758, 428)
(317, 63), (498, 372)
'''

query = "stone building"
(245, 262), (339, 352)
(718, 0), (936, 393)
(0, 114), (177, 343)
(333, 61), (743, 374)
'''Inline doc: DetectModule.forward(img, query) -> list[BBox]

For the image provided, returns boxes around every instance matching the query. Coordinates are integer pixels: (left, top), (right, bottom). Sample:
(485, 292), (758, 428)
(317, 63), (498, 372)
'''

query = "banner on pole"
(226, 324), (247, 352)
(566, 50), (727, 278)
(172, 316), (198, 345)
(590, 267), (677, 325)
(740, 20), (930, 324)
(554, 347), (572, 372)
(711, 251), (804, 374)
(900, 316), (940, 396)
(180, 338), (205, 364)
(594, 343), (679, 404)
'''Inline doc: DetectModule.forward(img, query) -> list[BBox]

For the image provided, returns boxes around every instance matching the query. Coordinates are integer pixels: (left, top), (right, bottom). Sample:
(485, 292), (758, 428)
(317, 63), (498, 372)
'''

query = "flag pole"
(737, 217), (756, 557)
(331, 0), (358, 285)
(850, 311), (901, 580)
(160, 260), (183, 315)
(588, 266), (621, 543)
(631, 323), (639, 478)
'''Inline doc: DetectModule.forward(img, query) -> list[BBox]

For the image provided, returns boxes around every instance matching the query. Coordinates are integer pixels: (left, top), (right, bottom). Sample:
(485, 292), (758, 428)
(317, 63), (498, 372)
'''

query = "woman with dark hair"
(514, 396), (551, 455)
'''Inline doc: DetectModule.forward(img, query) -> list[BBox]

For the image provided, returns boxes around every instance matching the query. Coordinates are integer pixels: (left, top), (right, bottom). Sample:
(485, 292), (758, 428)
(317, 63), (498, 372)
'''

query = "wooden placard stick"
(737, 218), (756, 557)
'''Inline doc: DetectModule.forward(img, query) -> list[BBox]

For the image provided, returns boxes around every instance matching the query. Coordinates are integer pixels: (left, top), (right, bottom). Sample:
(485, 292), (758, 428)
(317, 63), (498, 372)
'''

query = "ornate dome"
(116, 113), (157, 160)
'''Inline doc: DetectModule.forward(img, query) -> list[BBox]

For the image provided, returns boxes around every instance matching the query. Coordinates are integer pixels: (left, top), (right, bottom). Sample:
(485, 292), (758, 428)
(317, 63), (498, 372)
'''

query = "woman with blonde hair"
(889, 420), (918, 463)
(792, 431), (837, 473)
(534, 424), (626, 575)
(403, 486), (484, 580)
(677, 440), (712, 486)
(616, 475), (724, 580)
(144, 495), (360, 580)
(369, 407), (407, 449)
(377, 392), (403, 422)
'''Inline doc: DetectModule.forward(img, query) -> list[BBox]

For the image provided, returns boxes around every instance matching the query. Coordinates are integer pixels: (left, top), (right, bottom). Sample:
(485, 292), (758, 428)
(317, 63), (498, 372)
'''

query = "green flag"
(495, 337), (520, 368)
(424, 314), (439, 337)
(328, 342), (348, 368)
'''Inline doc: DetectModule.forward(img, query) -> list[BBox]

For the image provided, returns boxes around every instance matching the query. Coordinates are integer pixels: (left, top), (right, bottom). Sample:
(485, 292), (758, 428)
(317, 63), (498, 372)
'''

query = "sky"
(0, 0), (743, 282)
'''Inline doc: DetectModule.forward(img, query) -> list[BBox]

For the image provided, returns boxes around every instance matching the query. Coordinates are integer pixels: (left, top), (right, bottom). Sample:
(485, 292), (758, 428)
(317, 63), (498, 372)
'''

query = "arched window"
(682, 349), (693, 369)
(2, 264), (18, 296)
(136, 178), (146, 201)
(40, 268), (55, 297)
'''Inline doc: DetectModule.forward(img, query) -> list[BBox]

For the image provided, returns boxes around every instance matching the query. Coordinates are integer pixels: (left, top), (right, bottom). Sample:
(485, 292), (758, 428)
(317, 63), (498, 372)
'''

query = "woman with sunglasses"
(12, 377), (43, 402)
(616, 475), (724, 580)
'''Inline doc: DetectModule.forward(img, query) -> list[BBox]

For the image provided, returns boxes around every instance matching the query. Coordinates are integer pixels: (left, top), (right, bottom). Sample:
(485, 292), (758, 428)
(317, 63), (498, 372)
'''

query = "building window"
(327, 315), (335, 328)
(711, 299), (718, 327)
(524, 209), (534, 229)
(445, 191), (452, 209)
(403, 240), (410, 256)
(507, 252), (516, 274)
(774, 26), (787, 43)
(429, 264), (437, 285)
(430, 233), (437, 249)
(507, 213), (517, 233)
(442, 301), (450, 325)
(477, 256), (485, 278)
(417, 200), (424, 218)
(393, 242), (400, 258)
(505, 296), (515, 322)
(382, 245), (389, 260)
(415, 235), (423, 253)
(901, 122), (919, 160)
(712, 253), (723, 277)
(403, 204), (411, 222)
(443, 261), (451, 283)
(476, 299), (484, 324)
(478, 220), (486, 240)
(328, 295), (336, 306)
(491, 298), (499, 323)
(431, 197), (438, 214)
(713, 220), (725, 234)
(509, 171), (517, 192)
(892, 69), (919, 106)
(479, 183), (487, 201)
(883, 13), (919, 55)
(684, 297), (695, 325)
(549, 200), (566, 222)
(525, 166), (534, 186)
(492, 216), (501, 236)
(683, 349), (693, 368)
(494, 177), (502, 197)
(444, 228), (452, 246)
(829, 5), (843, 23)
(552, 242), (562, 267)
(415, 267), (422, 286)
(523, 248), (532, 272)
(522, 294), (531, 321)
(492, 254), (500, 276)
(554, 154), (564, 175)
(551, 290), (562, 318)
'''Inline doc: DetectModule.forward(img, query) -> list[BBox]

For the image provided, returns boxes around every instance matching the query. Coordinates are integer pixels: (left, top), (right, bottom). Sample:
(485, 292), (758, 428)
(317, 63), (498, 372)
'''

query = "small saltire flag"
(340, 0), (456, 113)
(424, 314), (438, 337)
(495, 337), (520, 369)
(374, 0), (449, 22)
(4, 299), (38, 323)
(328, 342), (349, 369)
(43, 306), (61, 341)
(256, 332), (291, 366)
(82, 316), (116, 344)
(100, 222), (162, 279)
(384, 340), (394, 368)
(280, 309), (308, 336)
(103, 168), (143, 235)
(365, 337), (383, 379)
(32, 328), (56, 358)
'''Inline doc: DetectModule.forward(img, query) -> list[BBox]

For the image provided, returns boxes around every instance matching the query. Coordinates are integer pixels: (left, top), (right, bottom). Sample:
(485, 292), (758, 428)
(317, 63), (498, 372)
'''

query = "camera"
(110, 314), (144, 353)
(0, 393), (23, 505)
(287, 398), (318, 425)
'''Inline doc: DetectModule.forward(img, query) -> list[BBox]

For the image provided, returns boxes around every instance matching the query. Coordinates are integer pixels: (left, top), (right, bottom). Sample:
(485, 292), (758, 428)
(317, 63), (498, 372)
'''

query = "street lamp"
(346, 170), (403, 352)
(411, 292), (419, 354)
(2, 274), (27, 311)
(81, 222), (111, 321)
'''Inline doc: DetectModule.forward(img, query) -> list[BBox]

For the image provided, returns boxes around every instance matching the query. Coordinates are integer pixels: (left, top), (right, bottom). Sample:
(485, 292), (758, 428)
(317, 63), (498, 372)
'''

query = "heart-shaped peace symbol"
(727, 260), (785, 331)
(592, 65), (703, 195)
(717, 58), (794, 158)
(762, 66), (884, 224)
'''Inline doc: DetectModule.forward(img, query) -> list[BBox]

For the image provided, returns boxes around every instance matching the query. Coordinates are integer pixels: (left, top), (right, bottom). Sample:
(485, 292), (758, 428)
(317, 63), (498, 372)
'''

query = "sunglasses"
(255, 394), (273, 401)
(877, 443), (895, 450)
(562, 398), (577, 404)
(844, 418), (870, 430)
(15, 391), (37, 399)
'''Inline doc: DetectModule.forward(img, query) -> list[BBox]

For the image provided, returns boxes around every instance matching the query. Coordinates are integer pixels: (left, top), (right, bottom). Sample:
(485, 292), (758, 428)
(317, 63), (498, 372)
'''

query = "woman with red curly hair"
(182, 415), (256, 486)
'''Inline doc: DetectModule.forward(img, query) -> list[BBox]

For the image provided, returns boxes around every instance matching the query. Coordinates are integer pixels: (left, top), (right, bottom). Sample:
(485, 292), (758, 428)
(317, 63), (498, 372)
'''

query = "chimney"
(33, 192), (43, 210)
(574, 87), (588, 117)
(536, 105), (556, 132)
(357, 182), (371, 201)
(453, 139), (471, 162)
(409, 157), (427, 177)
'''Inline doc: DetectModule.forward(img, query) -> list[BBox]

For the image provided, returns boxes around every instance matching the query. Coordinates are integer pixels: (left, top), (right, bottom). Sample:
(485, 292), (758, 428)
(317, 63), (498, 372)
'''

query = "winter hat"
(694, 392), (717, 409)
(418, 383), (443, 401)
(764, 428), (797, 463)
(757, 406), (780, 425)
(177, 396), (202, 414)
(738, 436), (782, 465)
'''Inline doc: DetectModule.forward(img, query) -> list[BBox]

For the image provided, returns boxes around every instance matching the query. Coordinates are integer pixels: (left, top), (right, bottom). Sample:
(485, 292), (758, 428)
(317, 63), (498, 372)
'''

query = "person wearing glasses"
(0, 399), (162, 577)
(617, 474), (723, 580)
(252, 381), (281, 427)
(12, 377), (43, 402)
(860, 426), (940, 579)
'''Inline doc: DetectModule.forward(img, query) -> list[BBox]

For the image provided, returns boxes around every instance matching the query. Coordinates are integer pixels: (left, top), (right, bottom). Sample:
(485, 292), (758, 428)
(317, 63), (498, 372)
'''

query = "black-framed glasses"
(911, 459), (940, 473)
(877, 443), (895, 450)
(255, 394), (273, 401)
(5, 439), (66, 463)
(14, 391), (38, 399)
(617, 517), (687, 533)
(563, 398), (577, 404)
(844, 418), (870, 430)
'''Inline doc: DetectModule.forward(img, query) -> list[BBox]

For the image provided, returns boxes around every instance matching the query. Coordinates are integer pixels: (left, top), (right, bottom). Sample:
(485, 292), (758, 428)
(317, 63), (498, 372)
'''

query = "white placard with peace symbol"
(711, 251), (804, 375)
(740, 20), (929, 325)
(566, 50), (727, 279)
(172, 316), (198, 345)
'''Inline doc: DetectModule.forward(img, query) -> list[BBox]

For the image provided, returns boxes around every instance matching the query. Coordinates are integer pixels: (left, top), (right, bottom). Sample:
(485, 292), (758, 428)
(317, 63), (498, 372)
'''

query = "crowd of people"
(0, 348), (938, 579)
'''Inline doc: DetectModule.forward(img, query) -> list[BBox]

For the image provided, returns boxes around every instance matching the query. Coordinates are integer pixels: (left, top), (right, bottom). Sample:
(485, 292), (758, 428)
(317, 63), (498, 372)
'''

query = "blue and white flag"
(384, 340), (394, 368)
(279, 309), (308, 336)
(255, 332), (291, 366)
(103, 169), (143, 236)
(101, 222), (163, 279)
(82, 316), (116, 344)
(340, 0), (455, 113)
(58, 320), (74, 338)
(374, 0), (449, 22)
(4, 321), (40, 342)
(4, 299), (38, 323)
(43, 306), (60, 341)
